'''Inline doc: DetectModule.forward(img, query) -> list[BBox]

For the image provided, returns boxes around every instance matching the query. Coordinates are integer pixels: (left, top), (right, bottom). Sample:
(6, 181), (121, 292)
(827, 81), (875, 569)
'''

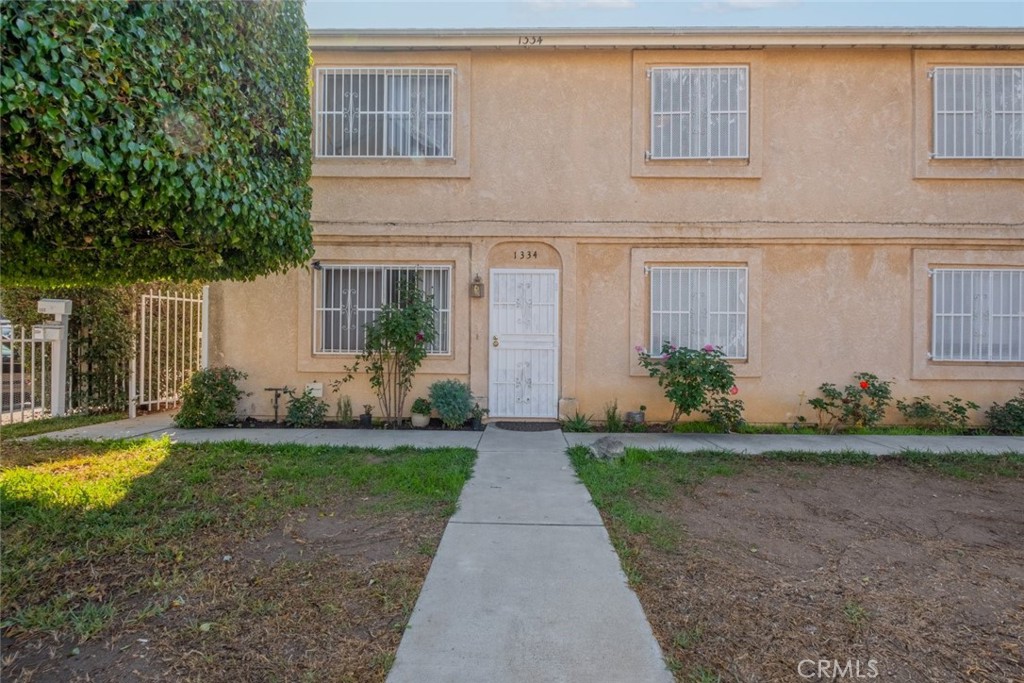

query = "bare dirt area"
(3, 501), (445, 683)
(626, 464), (1024, 682)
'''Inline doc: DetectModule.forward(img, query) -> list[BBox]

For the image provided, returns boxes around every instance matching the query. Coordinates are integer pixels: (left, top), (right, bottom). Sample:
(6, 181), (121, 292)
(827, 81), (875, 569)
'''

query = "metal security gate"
(1, 323), (51, 425)
(488, 269), (559, 419)
(129, 287), (207, 417)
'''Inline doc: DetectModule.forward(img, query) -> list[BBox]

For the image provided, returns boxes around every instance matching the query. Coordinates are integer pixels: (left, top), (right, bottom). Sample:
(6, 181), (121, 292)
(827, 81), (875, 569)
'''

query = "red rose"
(859, 380), (869, 390)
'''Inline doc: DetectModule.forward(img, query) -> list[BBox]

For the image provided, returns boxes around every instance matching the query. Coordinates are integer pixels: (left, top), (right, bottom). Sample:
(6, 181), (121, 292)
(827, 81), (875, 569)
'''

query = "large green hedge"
(0, 0), (313, 285)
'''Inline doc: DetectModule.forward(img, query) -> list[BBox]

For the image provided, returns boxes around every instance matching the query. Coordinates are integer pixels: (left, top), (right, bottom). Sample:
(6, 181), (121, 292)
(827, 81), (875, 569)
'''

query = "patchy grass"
(0, 412), (127, 441)
(1, 437), (474, 681)
(570, 447), (1024, 681)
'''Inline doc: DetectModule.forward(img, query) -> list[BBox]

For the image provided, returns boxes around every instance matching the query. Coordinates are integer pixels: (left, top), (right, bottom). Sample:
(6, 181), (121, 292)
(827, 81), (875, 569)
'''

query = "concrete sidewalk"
(23, 413), (1024, 454)
(386, 426), (673, 683)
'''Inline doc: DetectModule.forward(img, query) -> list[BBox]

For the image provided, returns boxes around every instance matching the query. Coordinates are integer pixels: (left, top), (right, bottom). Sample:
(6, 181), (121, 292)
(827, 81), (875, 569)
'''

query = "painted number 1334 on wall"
(514, 250), (539, 260)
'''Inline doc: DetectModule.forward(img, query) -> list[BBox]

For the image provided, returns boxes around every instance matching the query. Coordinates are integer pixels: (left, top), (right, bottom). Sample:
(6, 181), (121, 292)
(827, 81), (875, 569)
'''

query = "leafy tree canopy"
(1, 0), (313, 285)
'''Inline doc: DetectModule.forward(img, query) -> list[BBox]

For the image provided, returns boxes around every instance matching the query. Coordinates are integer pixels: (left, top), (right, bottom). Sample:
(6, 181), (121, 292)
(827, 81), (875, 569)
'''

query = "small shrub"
(428, 379), (473, 429)
(562, 411), (593, 432)
(336, 394), (353, 424)
(896, 395), (979, 433)
(411, 397), (432, 415)
(285, 388), (328, 427)
(604, 400), (624, 432)
(987, 390), (1024, 435)
(707, 395), (745, 432)
(636, 343), (742, 429)
(807, 372), (893, 433)
(174, 367), (247, 428)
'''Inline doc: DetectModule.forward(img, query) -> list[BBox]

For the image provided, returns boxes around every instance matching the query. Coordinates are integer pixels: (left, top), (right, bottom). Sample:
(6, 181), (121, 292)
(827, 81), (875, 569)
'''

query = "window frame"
(314, 66), (455, 160)
(912, 51), (1024, 180)
(931, 66), (1024, 160)
(647, 65), (750, 161)
(629, 248), (763, 378)
(930, 267), (1023, 363)
(648, 266), (749, 359)
(313, 264), (452, 356)
(631, 51), (763, 179)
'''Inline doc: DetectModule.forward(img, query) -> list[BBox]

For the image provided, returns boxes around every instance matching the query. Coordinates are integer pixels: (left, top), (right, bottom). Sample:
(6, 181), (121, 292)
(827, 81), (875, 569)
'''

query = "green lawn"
(1, 437), (475, 644)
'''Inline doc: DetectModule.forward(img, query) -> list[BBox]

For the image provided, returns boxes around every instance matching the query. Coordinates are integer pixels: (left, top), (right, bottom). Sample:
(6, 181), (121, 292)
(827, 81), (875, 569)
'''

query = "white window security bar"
(649, 266), (748, 359)
(649, 66), (749, 160)
(931, 268), (1023, 362)
(316, 67), (454, 158)
(315, 265), (451, 355)
(932, 66), (1024, 159)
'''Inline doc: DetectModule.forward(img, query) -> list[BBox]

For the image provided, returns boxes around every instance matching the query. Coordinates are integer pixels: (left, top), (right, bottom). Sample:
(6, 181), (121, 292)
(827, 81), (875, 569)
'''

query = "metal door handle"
(492, 336), (499, 347)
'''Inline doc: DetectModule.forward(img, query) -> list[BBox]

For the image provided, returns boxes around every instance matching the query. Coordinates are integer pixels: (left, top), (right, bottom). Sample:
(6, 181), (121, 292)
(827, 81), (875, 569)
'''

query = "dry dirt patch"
(3, 502), (445, 683)
(621, 463), (1024, 682)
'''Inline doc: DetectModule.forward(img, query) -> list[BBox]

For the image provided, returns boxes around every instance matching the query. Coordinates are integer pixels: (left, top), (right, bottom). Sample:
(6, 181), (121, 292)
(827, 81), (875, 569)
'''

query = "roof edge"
(308, 26), (1024, 50)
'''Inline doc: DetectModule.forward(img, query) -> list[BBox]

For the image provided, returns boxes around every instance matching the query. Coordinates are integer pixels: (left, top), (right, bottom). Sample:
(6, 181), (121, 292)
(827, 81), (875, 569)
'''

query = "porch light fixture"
(311, 260), (322, 271)
(470, 274), (484, 298)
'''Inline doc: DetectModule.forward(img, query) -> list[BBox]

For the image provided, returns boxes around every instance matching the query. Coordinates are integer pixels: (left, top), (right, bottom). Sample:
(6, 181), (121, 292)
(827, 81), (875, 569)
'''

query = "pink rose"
(730, 385), (739, 395)
(703, 344), (715, 353)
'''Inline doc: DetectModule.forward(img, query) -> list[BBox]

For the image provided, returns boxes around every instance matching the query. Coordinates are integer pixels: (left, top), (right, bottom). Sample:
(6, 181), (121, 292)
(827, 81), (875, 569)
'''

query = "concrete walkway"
(387, 426), (672, 683)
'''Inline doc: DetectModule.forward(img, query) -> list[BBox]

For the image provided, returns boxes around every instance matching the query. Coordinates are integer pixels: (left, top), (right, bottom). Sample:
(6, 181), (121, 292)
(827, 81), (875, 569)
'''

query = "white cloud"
(700, 0), (800, 11)
(526, 0), (637, 10)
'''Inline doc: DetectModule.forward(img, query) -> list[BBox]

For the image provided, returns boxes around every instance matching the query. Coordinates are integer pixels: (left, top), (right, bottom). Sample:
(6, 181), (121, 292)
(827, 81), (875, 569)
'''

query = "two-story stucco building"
(208, 27), (1024, 424)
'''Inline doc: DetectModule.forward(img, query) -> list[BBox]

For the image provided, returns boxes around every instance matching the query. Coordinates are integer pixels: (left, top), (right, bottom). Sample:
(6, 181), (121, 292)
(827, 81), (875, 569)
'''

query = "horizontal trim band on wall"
(307, 221), (1024, 245)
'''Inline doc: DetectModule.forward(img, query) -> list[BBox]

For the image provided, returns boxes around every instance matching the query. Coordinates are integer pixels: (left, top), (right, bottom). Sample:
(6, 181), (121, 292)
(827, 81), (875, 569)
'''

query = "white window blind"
(931, 269), (1023, 362)
(649, 66), (749, 159)
(650, 267), (748, 359)
(316, 67), (454, 158)
(932, 66), (1024, 159)
(315, 265), (451, 354)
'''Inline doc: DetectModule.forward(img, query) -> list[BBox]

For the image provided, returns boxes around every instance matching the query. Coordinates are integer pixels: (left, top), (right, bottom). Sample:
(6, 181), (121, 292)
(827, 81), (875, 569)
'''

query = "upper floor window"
(315, 67), (454, 159)
(650, 266), (748, 359)
(314, 265), (451, 354)
(932, 66), (1024, 159)
(931, 268), (1023, 362)
(648, 66), (749, 160)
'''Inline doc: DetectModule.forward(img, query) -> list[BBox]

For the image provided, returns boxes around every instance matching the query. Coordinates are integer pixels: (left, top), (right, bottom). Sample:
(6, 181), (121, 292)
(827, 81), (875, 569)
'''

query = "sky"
(303, 1), (1024, 30)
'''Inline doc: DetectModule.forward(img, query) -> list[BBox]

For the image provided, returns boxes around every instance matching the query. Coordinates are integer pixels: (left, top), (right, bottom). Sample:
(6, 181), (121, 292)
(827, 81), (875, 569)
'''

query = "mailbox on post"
(31, 323), (63, 342)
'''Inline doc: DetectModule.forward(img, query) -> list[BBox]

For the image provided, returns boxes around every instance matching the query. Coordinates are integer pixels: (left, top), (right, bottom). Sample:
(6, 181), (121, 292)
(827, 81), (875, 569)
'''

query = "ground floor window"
(649, 266), (748, 359)
(931, 268), (1023, 362)
(314, 264), (451, 354)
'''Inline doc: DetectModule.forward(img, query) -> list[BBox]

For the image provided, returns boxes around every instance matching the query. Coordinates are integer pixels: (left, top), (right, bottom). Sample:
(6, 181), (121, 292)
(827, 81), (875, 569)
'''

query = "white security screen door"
(489, 269), (559, 418)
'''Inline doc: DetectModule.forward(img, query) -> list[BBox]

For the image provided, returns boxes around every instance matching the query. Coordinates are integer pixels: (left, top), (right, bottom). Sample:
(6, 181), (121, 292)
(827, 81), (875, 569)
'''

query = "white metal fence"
(1, 323), (51, 425)
(130, 288), (207, 417)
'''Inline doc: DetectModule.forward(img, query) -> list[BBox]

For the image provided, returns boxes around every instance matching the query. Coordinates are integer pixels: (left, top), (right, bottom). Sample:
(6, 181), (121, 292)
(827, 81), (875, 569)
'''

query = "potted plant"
(410, 397), (431, 428)
(625, 404), (646, 425)
(359, 404), (374, 428)
(470, 403), (488, 431)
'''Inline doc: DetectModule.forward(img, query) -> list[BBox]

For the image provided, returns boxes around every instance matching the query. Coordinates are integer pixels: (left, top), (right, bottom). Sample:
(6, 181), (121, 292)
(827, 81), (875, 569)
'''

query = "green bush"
(636, 343), (742, 429)
(561, 411), (593, 433)
(807, 372), (893, 433)
(174, 367), (246, 428)
(1, 0), (312, 285)
(428, 379), (473, 429)
(285, 388), (328, 427)
(987, 390), (1024, 435)
(896, 395), (979, 433)
(604, 400), (624, 432)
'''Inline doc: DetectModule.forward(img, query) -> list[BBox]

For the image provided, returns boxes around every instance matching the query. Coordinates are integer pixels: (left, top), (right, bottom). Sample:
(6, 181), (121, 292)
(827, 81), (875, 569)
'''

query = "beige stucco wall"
(211, 42), (1023, 424)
